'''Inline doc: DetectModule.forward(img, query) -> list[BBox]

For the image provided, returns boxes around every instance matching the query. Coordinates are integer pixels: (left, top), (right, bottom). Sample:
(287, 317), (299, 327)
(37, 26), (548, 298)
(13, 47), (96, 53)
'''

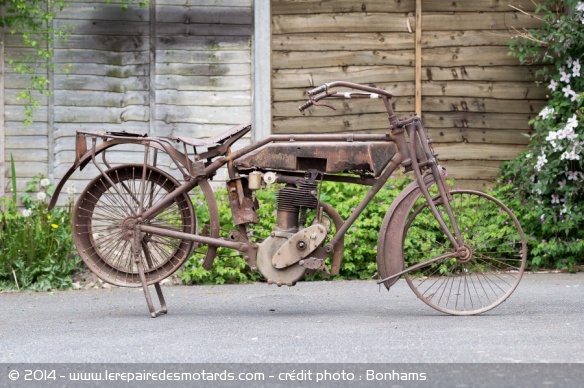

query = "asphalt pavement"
(1, 272), (583, 387)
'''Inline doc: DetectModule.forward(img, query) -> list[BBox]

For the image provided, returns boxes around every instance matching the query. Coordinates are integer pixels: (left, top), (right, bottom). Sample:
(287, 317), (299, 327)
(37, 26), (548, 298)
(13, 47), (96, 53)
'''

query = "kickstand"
(133, 227), (168, 318)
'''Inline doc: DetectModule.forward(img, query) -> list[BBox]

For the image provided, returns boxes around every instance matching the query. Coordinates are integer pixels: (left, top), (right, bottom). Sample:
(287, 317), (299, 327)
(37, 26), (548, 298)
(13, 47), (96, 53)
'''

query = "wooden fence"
(0, 0), (252, 198)
(271, 0), (545, 188)
(1, 0), (546, 199)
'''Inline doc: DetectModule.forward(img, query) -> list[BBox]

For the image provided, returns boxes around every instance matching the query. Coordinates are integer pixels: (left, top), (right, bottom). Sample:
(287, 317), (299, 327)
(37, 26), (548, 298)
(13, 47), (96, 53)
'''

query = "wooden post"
(47, 0), (55, 180)
(0, 21), (5, 197)
(252, 0), (272, 141)
(415, 0), (422, 116)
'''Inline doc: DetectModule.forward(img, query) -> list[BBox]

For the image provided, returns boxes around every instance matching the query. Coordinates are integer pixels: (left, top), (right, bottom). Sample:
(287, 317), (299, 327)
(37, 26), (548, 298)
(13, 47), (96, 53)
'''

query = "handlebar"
(299, 81), (393, 114)
(308, 81), (392, 98)
(307, 84), (328, 97)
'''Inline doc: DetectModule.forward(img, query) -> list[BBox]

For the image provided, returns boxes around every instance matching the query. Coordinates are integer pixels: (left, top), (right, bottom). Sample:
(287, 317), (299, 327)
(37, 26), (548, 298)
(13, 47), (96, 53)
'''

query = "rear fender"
(376, 174), (435, 289)
(48, 134), (198, 210)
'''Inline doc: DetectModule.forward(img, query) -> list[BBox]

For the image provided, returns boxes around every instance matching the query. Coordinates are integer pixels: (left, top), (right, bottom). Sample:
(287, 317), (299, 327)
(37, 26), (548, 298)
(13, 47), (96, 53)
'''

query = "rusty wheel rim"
(403, 190), (527, 315)
(73, 164), (195, 287)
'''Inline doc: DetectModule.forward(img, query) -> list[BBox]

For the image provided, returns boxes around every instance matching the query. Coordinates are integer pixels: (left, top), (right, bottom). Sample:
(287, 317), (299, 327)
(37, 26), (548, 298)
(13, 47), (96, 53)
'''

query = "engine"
(256, 178), (328, 286)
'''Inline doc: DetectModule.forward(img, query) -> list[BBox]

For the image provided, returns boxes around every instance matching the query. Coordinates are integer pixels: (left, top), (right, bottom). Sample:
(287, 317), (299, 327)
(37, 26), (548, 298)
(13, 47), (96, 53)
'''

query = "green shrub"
(0, 165), (80, 291)
(490, 179), (583, 271)
(179, 188), (265, 285)
(502, 0), (584, 270)
(179, 177), (412, 285)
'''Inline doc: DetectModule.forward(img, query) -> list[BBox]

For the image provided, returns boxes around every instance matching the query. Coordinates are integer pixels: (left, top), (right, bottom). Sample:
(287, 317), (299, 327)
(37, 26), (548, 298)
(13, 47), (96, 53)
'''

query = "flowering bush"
(0, 167), (80, 291)
(502, 0), (584, 269)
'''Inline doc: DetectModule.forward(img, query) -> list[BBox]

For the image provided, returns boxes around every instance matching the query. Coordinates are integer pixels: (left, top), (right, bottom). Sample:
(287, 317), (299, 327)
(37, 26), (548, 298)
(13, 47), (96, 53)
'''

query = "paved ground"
(1, 272), (583, 363)
(1, 273), (583, 387)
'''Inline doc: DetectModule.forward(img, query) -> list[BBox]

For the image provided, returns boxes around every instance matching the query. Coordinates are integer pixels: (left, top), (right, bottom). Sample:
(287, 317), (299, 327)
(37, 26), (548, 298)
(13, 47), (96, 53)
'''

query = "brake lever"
(312, 98), (337, 112)
(299, 90), (338, 116)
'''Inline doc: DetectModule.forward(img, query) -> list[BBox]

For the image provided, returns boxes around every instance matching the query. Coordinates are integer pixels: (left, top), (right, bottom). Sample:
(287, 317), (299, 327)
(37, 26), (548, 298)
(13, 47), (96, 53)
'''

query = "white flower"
(562, 84), (576, 99)
(567, 170), (580, 180)
(573, 59), (581, 77)
(555, 125), (578, 142)
(566, 115), (578, 130)
(40, 178), (51, 188)
(535, 153), (548, 171)
(545, 131), (560, 151)
(548, 80), (558, 91)
(551, 194), (560, 204)
(36, 192), (47, 201)
(546, 131), (558, 141)
(559, 179), (567, 189)
(561, 149), (580, 160)
(539, 106), (555, 120)
(22, 209), (32, 217)
(561, 143), (581, 161)
(560, 68), (571, 83)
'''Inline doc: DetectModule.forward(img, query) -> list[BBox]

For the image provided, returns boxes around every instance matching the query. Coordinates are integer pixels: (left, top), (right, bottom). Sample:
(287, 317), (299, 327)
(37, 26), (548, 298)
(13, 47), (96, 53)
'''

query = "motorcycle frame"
(49, 81), (466, 316)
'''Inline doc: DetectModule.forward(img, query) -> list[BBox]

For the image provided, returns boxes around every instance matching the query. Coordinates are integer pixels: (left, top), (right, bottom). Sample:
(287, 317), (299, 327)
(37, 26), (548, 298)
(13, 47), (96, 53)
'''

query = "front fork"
(406, 120), (464, 251)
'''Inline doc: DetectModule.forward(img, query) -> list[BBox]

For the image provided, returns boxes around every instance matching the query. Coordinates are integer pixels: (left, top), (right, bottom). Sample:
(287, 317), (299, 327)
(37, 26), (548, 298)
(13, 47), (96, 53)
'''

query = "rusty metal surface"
(256, 234), (307, 286)
(376, 174), (435, 289)
(226, 179), (259, 225)
(198, 179), (221, 270)
(317, 202), (344, 275)
(272, 224), (328, 269)
(234, 141), (396, 177)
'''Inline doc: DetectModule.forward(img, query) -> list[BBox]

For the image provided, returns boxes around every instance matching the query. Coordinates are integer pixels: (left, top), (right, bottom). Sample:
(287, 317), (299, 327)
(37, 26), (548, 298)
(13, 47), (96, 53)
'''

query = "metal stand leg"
(133, 227), (168, 318)
(137, 262), (168, 318)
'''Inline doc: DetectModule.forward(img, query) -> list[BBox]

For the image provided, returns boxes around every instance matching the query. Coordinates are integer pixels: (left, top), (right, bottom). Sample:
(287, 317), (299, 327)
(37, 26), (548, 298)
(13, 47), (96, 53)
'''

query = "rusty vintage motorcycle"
(49, 81), (527, 317)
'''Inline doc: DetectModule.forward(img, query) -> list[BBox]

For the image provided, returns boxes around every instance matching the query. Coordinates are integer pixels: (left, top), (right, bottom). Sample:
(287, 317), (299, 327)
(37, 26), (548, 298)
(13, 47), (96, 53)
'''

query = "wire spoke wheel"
(73, 164), (195, 287)
(403, 190), (527, 315)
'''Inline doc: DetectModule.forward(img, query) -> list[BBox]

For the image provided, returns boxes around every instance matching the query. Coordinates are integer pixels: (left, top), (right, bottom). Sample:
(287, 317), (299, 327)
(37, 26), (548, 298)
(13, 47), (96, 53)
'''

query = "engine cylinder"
(276, 182), (318, 211)
(274, 182), (318, 232)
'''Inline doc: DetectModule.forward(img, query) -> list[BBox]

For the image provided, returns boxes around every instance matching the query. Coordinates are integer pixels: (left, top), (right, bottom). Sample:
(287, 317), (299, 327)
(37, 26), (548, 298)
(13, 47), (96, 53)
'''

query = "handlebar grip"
(307, 84), (327, 96)
(298, 100), (314, 112)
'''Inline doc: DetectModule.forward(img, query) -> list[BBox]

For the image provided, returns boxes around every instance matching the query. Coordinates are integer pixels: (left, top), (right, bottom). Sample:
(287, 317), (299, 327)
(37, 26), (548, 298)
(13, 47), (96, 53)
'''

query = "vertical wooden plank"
(253, 0), (271, 140)
(0, 19), (5, 197)
(415, 0), (422, 116)
(149, 0), (157, 137)
(48, 0), (55, 180)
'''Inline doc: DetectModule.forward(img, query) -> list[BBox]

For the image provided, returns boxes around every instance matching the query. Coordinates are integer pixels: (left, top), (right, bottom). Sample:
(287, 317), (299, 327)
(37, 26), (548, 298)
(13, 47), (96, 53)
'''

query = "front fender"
(376, 174), (435, 289)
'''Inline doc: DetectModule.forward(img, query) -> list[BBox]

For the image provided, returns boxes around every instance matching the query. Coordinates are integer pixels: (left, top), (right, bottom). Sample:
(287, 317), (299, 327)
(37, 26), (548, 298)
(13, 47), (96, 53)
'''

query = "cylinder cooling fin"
(276, 182), (318, 212)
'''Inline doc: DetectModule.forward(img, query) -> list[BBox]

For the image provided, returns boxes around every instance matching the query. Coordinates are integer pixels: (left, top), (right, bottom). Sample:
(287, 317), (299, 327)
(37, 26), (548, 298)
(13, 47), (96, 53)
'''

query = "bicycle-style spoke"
(73, 165), (195, 287)
(403, 190), (526, 315)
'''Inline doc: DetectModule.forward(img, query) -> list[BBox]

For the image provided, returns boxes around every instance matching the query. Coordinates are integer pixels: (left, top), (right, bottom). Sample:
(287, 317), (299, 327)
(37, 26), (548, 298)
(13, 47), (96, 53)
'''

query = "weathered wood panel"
(273, 12), (540, 34)
(5, 122), (48, 136)
(273, 82), (546, 102)
(272, 112), (534, 134)
(274, 46), (521, 69)
(271, 0), (544, 185)
(273, 98), (544, 117)
(272, 30), (515, 52)
(2, 0), (252, 205)
(2, 26), (50, 193)
(54, 91), (149, 107)
(272, 0), (536, 14)
(272, 64), (542, 88)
